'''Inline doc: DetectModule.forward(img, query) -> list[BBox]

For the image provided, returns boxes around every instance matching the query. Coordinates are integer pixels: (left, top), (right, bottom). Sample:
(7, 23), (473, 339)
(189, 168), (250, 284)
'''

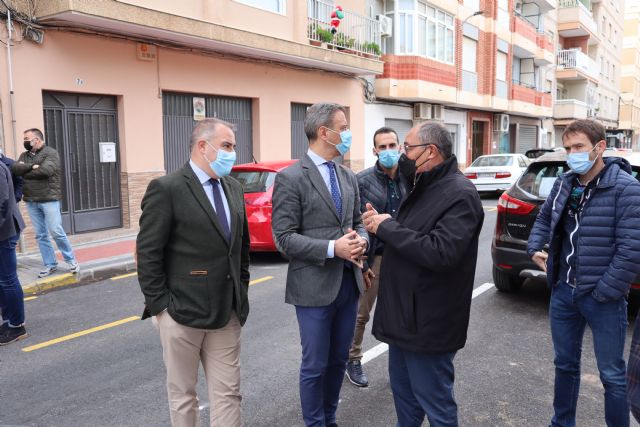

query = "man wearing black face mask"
(363, 122), (484, 427)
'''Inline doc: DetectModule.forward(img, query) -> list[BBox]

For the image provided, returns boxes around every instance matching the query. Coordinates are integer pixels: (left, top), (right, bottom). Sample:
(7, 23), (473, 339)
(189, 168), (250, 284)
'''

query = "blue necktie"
(210, 179), (231, 241)
(325, 161), (342, 219)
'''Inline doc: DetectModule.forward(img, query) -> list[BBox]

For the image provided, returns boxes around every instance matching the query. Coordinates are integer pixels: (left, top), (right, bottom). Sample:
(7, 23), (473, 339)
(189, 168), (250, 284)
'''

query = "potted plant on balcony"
(362, 42), (381, 58)
(308, 24), (322, 47)
(333, 32), (356, 54)
(315, 27), (335, 48)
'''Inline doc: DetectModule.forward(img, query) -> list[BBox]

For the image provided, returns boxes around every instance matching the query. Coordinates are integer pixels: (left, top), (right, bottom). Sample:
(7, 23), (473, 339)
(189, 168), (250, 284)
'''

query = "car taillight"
(464, 172), (477, 179)
(497, 192), (535, 215)
(495, 172), (511, 179)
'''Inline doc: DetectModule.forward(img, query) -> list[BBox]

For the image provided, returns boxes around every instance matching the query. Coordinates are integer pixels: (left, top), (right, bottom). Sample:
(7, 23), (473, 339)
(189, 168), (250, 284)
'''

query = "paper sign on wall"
(193, 97), (206, 121)
(99, 142), (117, 163)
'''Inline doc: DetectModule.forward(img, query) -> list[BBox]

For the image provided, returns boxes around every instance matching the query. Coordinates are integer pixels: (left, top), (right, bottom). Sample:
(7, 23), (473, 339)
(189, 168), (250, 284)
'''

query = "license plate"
(478, 172), (495, 178)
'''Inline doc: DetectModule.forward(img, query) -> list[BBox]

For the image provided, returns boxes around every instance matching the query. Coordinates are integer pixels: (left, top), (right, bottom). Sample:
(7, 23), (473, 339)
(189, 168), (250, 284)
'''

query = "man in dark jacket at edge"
(0, 147), (23, 202)
(363, 122), (484, 427)
(345, 126), (410, 388)
(527, 119), (640, 427)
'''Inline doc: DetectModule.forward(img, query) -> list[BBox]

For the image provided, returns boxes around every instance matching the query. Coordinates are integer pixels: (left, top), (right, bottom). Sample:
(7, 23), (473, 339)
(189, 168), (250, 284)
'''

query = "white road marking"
(362, 282), (495, 366)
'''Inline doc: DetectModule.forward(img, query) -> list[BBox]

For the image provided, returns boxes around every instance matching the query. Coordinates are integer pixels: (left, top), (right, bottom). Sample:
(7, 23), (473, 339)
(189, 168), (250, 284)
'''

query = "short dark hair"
(562, 119), (605, 147)
(24, 128), (44, 141)
(417, 122), (453, 159)
(372, 127), (399, 148)
(304, 103), (347, 142)
(189, 118), (235, 150)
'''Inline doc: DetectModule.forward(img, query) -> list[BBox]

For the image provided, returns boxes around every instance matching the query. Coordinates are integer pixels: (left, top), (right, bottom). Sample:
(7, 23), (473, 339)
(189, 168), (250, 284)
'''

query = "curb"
(22, 256), (137, 296)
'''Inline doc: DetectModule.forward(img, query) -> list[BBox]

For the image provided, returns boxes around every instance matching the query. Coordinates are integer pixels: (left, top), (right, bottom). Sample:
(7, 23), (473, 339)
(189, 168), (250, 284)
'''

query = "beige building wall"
(620, 1), (640, 148)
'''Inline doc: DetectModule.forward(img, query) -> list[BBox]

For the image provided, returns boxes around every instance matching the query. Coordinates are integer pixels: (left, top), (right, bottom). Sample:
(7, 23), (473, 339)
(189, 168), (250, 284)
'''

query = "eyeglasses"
(403, 142), (436, 152)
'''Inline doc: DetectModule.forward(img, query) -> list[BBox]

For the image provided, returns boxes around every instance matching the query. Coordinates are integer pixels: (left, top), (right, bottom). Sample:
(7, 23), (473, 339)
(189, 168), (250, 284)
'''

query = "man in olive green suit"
(137, 118), (250, 427)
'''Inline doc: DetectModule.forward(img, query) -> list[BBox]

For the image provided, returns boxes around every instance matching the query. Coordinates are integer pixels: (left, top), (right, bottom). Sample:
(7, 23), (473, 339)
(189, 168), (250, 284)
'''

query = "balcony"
(34, 0), (383, 76)
(554, 99), (589, 120)
(556, 49), (599, 81)
(512, 15), (539, 57)
(510, 83), (553, 117)
(307, 0), (382, 57)
(557, 0), (599, 43)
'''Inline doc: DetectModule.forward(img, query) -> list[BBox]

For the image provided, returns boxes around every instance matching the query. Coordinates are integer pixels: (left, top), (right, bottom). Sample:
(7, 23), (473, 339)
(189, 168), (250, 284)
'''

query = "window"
(463, 37), (477, 72)
(235, 0), (285, 14)
(496, 51), (507, 81)
(392, 1), (455, 63)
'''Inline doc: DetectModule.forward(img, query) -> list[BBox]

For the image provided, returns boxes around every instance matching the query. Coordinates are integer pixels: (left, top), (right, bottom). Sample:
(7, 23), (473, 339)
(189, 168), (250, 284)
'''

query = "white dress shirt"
(189, 160), (232, 229)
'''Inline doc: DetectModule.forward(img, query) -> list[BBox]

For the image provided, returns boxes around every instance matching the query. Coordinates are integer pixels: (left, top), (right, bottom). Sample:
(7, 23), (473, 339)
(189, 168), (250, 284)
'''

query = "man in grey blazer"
(0, 160), (27, 345)
(272, 102), (369, 427)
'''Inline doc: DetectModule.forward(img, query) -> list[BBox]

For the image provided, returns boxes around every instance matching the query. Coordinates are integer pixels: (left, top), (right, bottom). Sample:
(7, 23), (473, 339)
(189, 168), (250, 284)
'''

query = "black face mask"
(398, 153), (416, 184)
(23, 141), (33, 151)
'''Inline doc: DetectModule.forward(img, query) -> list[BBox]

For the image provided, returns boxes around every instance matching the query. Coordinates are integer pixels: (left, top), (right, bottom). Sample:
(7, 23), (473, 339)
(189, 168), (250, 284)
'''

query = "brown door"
(472, 121), (485, 162)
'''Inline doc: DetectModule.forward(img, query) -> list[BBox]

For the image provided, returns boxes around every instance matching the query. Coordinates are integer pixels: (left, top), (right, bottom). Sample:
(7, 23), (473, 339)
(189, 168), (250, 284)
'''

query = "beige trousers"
(157, 311), (242, 427)
(349, 255), (381, 361)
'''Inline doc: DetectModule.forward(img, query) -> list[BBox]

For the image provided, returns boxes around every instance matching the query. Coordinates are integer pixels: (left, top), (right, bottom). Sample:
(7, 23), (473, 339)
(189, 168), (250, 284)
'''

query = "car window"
(471, 156), (513, 167)
(516, 163), (568, 199)
(229, 171), (277, 193)
(518, 157), (527, 168)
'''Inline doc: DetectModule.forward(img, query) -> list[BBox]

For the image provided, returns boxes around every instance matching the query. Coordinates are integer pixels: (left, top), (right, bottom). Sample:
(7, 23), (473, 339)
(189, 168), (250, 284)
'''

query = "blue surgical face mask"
(205, 142), (236, 178)
(377, 149), (401, 169)
(567, 145), (599, 175)
(326, 128), (352, 155)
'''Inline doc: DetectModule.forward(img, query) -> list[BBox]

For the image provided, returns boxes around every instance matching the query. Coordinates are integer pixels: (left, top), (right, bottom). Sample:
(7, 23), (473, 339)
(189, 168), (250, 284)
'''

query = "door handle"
(69, 152), (77, 173)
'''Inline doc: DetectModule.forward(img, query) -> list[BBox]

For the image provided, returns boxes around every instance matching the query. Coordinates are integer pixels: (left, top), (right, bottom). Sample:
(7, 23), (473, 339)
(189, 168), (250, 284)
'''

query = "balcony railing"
(557, 49), (598, 79)
(307, 0), (381, 56)
(554, 99), (589, 119)
(558, 0), (592, 13)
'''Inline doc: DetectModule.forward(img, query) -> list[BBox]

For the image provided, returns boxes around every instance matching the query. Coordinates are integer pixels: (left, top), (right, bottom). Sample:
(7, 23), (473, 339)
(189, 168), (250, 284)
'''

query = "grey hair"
(190, 118), (235, 150)
(304, 103), (347, 142)
(417, 122), (453, 159)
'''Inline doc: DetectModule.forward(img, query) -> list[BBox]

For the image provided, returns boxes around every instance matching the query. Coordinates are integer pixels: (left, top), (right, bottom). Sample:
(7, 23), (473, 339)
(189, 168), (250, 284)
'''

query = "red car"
(230, 160), (298, 252)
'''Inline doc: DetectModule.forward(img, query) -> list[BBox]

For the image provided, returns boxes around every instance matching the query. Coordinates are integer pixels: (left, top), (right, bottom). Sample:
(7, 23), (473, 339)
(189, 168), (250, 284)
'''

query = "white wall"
(443, 109), (468, 165)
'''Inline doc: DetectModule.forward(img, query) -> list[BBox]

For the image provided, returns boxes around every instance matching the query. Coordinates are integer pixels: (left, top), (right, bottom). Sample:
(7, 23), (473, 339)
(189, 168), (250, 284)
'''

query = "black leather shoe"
(346, 360), (369, 387)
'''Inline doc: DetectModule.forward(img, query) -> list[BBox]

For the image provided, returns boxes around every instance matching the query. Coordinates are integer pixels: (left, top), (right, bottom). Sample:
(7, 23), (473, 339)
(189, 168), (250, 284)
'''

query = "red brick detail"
(512, 83), (550, 107)
(513, 15), (537, 43)
(478, 30), (497, 96)
(481, 0), (497, 19)
(560, 35), (589, 52)
(537, 34), (555, 52)
(381, 55), (456, 87)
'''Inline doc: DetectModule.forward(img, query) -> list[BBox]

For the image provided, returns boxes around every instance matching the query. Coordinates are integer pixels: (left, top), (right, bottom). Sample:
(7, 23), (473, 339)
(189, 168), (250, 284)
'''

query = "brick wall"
(560, 35), (589, 52)
(121, 171), (164, 230)
(513, 16), (538, 43)
(478, 29), (497, 95)
(381, 55), (456, 87)
(512, 83), (537, 103)
(537, 34), (555, 52)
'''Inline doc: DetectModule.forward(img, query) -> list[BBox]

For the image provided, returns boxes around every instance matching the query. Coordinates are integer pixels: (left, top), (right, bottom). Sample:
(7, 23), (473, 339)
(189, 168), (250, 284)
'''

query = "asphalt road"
(1, 195), (638, 426)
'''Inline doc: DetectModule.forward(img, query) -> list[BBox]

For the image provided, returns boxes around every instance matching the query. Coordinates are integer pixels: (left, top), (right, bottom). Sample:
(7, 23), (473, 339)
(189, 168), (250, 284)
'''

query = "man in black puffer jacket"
(364, 122), (484, 427)
(345, 126), (410, 388)
(12, 128), (79, 278)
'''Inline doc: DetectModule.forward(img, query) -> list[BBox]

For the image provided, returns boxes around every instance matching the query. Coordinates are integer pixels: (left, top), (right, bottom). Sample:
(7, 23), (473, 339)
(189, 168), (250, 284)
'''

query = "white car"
(464, 154), (530, 193)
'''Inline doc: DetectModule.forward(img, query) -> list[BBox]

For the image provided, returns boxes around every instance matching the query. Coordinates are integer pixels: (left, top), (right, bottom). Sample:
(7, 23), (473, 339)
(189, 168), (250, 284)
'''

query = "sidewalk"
(18, 234), (138, 296)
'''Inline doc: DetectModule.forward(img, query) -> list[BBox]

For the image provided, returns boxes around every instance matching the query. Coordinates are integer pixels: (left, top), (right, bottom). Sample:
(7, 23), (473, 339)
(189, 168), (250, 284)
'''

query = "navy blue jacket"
(0, 155), (23, 202)
(527, 157), (640, 302)
(0, 161), (25, 240)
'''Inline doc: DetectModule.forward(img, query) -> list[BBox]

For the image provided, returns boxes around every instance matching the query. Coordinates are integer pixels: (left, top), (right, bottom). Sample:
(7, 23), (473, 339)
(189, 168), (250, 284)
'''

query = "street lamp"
(456, 10), (485, 105)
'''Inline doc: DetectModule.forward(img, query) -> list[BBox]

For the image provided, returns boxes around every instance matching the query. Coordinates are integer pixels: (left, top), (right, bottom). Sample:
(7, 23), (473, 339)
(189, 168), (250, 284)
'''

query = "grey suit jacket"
(271, 154), (369, 306)
(0, 161), (25, 241)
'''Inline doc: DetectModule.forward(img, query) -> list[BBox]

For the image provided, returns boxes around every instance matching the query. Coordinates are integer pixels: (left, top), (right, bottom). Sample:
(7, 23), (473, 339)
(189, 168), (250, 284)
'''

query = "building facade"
(553, 0), (625, 147)
(0, 0), (383, 251)
(620, 0), (640, 149)
(366, 0), (556, 168)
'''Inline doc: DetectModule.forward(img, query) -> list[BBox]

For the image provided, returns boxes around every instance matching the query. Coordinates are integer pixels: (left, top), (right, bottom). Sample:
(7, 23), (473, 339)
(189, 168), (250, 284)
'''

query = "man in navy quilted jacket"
(527, 119), (640, 427)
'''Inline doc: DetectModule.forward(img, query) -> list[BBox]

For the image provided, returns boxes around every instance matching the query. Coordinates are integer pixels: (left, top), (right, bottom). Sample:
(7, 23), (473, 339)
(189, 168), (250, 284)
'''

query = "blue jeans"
(0, 234), (25, 326)
(389, 346), (458, 427)
(295, 268), (359, 427)
(549, 281), (629, 427)
(26, 201), (76, 267)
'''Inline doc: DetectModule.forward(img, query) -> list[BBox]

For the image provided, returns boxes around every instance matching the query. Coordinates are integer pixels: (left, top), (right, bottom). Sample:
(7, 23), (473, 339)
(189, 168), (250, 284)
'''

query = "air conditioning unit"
(413, 103), (443, 121)
(377, 15), (393, 37)
(493, 114), (510, 132)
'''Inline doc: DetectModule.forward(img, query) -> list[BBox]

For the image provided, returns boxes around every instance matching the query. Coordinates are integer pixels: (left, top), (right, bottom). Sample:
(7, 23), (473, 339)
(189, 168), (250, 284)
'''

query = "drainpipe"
(5, 8), (23, 253)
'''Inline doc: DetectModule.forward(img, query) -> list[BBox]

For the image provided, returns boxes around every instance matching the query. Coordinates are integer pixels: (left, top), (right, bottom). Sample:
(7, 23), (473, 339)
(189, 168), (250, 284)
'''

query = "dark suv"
(491, 151), (640, 292)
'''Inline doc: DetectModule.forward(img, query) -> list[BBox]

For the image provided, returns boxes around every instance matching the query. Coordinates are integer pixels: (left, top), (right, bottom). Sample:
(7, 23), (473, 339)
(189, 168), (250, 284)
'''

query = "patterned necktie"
(325, 161), (343, 219)
(210, 179), (231, 241)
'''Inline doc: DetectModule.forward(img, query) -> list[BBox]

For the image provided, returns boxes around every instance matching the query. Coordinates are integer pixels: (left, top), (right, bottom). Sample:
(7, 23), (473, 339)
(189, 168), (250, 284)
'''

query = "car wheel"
(493, 265), (524, 292)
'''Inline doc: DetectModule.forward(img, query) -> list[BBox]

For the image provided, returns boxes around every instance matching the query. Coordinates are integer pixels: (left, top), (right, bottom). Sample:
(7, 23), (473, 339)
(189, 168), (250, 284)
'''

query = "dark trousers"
(295, 268), (359, 427)
(0, 233), (25, 326)
(389, 345), (458, 427)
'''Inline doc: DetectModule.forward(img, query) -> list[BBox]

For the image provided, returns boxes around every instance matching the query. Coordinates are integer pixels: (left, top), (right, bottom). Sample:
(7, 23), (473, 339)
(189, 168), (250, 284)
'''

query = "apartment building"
(553, 0), (625, 147)
(0, 0), (382, 251)
(619, 0), (640, 149)
(365, 0), (556, 168)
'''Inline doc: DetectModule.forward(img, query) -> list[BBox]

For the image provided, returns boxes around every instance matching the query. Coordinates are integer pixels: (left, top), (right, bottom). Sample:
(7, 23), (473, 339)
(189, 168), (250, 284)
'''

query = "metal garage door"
(516, 124), (538, 154)
(162, 93), (253, 174)
(291, 103), (311, 159)
(385, 119), (413, 145)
